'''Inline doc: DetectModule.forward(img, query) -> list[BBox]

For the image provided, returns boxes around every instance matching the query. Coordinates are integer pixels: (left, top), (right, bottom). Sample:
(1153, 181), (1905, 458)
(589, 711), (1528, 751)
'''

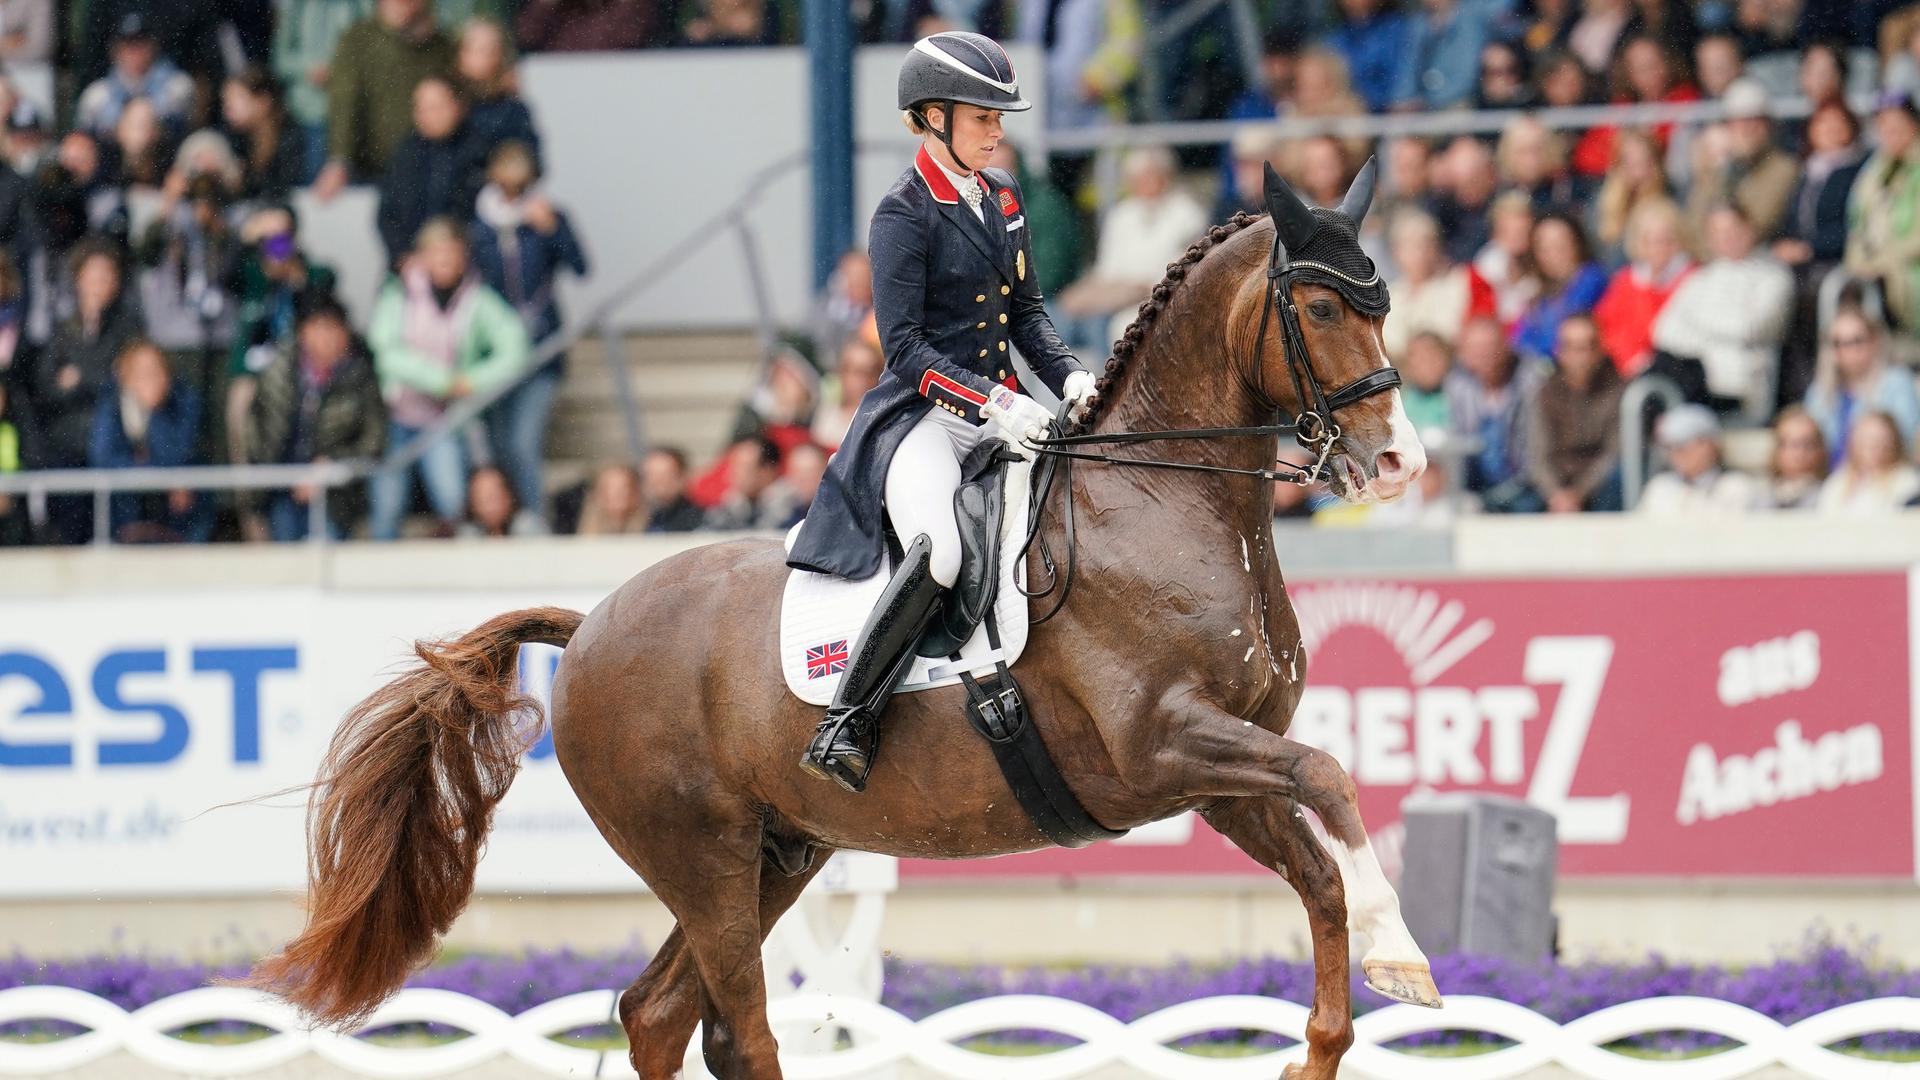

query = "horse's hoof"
(1280, 1064), (1306, 1079)
(1363, 958), (1444, 1008)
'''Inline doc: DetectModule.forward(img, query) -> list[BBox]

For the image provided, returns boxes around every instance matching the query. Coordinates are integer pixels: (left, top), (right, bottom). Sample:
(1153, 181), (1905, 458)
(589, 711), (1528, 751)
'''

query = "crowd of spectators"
(11, 0), (1920, 549)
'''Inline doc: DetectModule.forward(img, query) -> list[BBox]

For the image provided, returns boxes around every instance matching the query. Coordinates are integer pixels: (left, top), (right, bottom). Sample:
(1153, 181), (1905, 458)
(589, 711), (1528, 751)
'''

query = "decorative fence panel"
(3, 987), (1917, 1079)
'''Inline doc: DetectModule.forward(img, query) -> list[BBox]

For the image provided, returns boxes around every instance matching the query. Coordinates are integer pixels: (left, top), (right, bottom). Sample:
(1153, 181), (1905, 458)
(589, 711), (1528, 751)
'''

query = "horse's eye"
(1309, 300), (1338, 319)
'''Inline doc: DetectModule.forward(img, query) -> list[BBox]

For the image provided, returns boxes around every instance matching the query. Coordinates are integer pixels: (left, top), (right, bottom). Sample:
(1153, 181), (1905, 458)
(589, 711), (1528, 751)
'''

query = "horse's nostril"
(1376, 450), (1406, 481)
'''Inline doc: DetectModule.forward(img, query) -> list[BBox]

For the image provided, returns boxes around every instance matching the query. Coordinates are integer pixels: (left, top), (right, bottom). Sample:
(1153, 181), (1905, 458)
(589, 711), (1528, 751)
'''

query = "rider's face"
(933, 105), (1002, 169)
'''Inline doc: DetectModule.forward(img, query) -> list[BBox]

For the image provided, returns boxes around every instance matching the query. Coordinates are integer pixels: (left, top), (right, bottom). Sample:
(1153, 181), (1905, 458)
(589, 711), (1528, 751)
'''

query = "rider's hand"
(982, 384), (1053, 461)
(1061, 369), (1099, 424)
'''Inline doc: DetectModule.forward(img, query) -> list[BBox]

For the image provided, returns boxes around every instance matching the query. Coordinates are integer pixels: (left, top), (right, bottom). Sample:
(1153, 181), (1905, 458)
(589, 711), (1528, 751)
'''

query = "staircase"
(543, 330), (765, 488)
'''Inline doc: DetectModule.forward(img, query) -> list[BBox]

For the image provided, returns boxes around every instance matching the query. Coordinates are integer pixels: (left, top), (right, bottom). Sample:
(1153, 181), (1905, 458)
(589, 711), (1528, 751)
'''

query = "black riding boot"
(799, 534), (945, 793)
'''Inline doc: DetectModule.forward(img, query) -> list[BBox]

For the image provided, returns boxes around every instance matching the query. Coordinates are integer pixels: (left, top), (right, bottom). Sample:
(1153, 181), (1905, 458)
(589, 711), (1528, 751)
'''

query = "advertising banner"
(3, 571), (1913, 896)
(0, 590), (626, 897)
(901, 571), (1918, 881)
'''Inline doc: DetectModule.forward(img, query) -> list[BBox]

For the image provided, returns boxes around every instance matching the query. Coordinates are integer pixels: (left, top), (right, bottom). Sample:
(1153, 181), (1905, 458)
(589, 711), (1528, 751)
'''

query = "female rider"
(789, 31), (1097, 793)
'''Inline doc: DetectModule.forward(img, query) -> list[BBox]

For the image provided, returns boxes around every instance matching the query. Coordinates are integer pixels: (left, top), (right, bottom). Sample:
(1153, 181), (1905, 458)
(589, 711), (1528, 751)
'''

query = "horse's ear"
(1339, 156), (1378, 224)
(1263, 161), (1318, 251)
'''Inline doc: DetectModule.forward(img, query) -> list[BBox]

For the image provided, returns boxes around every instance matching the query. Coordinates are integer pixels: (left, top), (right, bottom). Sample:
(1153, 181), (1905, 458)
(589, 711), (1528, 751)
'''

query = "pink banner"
(902, 572), (1916, 881)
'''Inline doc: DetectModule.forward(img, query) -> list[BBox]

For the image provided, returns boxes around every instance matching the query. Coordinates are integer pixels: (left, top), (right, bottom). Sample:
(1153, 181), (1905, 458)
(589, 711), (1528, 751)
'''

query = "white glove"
(1061, 369), (1099, 423)
(982, 384), (1054, 461)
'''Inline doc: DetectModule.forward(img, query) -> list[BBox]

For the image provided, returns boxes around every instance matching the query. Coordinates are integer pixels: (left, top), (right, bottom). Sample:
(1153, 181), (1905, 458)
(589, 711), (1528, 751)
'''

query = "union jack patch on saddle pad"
(806, 639), (849, 679)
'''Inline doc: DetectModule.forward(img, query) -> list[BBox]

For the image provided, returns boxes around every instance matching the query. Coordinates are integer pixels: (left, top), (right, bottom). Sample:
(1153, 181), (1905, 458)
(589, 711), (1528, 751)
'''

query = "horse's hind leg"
(622, 851), (831, 1078)
(1203, 797), (1354, 1080)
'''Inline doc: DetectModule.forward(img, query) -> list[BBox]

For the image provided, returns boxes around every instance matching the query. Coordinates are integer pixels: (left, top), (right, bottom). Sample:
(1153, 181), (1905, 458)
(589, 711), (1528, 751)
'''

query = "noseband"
(1016, 228), (1403, 622)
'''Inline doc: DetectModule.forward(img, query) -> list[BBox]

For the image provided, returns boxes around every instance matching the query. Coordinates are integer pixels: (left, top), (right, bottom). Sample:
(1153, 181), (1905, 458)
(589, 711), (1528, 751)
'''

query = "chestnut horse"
(251, 170), (1439, 1080)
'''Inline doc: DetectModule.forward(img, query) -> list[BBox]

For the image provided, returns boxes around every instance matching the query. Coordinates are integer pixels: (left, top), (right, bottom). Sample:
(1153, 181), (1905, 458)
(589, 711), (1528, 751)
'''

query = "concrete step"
(542, 329), (764, 475)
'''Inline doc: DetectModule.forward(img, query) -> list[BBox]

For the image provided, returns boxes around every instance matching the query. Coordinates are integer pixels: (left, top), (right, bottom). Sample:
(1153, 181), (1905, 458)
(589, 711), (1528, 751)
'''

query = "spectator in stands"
(0, 0), (53, 94)
(1023, 0), (1142, 134)
(1511, 211), (1608, 361)
(74, 16), (194, 138)
(1844, 92), (1920, 331)
(315, 0), (455, 200)
(1593, 197), (1692, 376)
(377, 76), (486, 267)
(246, 295), (385, 541)
(272, 0), (372, 181)
(1652, 203), (1794, 417)
(1379, 135), (1437, 226)
(29, 241), (143, 483)
(1055, 146), (1206, 354)
(814, 248), (874, 363)
(1497, 115), (1587, 215)
(1286, 49), (1369, 164)
(783, 441), (827, 526)
(1817, 410), (1920, 511)
(168, 127), (246, 198)
(704, 435), (796, 529)
(88, 339), (209, 542)
(1474, 40), (1533, 110)
(1432, 135), (1500, 264)
(133, 174), (238, 359)
(1882, 18), (1920, 97)
(23, 137), (124, 345)
(640, 445), (704, 531)
(1226, 26), (1300, 122)
(812, 336), (882, 451)
(1292, 135), (1353, 210)
(1473, 191), (1539, 323)
(1326, 0), (1408, 113)
(1392, 0), (1493, 111)
(108, 97), (171, 198)
(1764, 405), (1829, 509)
(1692, 32), (1746, 100)
(459, 464), (546, 536)
(1447, 314), (1542, 511)
(0, 378), (22, 544)
(730, 348), (818, 458)
(471, 140), (587, 516)
(683, 0), (775, 46)
(221, 66), (306, 202)
(1399, 329), (1454, 434)
(226, 206), (338, 461)
(1777, 103), (1868, 269)
(1383, 209), (1493, 361)
(8, 100), (52, 177)
(1733, 0), (1797, 55)
(1626, 0), (1698, 60)
(0, 253), (23, 387)
(1637, 403), (1759, 513)
(1587, 38), (1698, 182)
(1525, 313), (1625, 511)
(1802, 306), (1920, 460)
(457, 18), (541, 168)
(1687, 78), (1799, 243)
(575, 460), (646, 534)
(367, 217), (530, 540)
(1798, 41), (1849, 113)
(1516, 0), (1572, 55)
(1569, 0), (1630, 73)
(517, 0), (657, 52)
(1590, 129), (1671, 266)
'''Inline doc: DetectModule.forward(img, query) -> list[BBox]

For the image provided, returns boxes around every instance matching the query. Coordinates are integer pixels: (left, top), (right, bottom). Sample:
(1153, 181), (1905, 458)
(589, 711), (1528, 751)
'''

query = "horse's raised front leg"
(1202, 796), (1353, 1080)
(1125, 697), (1441, 1008)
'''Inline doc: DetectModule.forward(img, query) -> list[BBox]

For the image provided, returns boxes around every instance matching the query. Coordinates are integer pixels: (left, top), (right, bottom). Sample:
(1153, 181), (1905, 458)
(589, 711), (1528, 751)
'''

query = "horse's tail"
(245, 606), (585, 1029)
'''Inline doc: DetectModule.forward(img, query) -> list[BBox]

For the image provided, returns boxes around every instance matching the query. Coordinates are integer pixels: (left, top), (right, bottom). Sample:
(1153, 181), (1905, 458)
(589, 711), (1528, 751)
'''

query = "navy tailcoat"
(787, 146), (1083, 580)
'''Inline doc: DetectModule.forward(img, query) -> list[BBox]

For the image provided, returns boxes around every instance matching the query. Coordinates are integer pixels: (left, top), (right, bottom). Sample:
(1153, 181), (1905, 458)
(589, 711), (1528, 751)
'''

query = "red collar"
(915, 145), (990, 205)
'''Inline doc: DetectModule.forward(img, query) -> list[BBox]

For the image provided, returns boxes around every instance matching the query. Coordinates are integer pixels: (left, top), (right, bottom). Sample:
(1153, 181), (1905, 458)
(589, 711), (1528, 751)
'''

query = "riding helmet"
(897, 32), (1031, 113)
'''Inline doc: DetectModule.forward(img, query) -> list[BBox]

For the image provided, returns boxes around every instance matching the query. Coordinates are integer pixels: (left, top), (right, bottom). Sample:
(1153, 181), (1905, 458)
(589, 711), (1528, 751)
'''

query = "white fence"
(1, 988), (1916, 1079)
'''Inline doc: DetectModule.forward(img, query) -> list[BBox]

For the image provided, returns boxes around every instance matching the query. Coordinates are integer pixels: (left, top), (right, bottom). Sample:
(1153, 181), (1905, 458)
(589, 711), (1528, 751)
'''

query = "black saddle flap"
(916, 440), (1013, 658)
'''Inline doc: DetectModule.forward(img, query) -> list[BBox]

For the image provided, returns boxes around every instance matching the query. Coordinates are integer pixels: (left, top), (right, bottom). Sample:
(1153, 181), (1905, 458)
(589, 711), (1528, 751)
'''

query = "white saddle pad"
(780, 460), (1033, 706)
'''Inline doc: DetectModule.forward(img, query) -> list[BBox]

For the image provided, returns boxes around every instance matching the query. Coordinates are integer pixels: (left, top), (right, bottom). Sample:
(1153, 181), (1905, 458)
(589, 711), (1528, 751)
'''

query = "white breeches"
(885, 406), (989, 588)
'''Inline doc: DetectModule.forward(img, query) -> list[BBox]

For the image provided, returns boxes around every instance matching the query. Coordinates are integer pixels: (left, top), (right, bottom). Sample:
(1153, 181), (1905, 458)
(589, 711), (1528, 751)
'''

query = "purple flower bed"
(2, 935), (1914, 1054)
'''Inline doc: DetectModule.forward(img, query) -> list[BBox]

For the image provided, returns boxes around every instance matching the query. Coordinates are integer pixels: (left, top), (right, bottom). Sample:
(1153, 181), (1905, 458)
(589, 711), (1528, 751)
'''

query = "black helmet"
(897, 32), (1030, 113)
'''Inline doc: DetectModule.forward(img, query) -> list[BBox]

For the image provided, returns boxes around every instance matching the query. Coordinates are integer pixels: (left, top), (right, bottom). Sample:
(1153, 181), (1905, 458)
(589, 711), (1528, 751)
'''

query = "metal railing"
(1620, 375), (1685, 511)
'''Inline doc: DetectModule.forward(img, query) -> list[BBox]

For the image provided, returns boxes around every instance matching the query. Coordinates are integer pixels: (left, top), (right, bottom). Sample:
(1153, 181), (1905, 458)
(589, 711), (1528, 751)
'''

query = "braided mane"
(1064, 210), (1262, 437)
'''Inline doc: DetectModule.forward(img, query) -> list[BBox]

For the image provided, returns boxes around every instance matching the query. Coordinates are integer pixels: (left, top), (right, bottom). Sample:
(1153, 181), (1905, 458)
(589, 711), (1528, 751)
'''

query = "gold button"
(978, 349), (988, 357)
(998, 341), (1007, 352)
(998, 314), (1008, 324)
(976, 321), (986, 329)
(976, 294), (986, 303)
(996, 369), (1006, 379)
(1000, 285), (1010, 295)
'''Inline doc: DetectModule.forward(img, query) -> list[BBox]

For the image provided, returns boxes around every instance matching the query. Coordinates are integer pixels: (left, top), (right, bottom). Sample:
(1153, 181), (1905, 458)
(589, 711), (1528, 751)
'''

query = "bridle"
(1015, 229), (1402, 622)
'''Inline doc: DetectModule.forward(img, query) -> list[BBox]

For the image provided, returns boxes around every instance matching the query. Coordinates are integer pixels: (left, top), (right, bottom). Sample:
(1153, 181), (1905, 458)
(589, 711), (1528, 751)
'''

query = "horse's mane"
(1065, 210), (1263, 437)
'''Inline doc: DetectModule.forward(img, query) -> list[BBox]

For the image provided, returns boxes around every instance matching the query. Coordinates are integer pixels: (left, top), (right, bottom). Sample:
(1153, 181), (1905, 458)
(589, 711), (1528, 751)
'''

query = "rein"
(1015, 230), (1402, 624)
